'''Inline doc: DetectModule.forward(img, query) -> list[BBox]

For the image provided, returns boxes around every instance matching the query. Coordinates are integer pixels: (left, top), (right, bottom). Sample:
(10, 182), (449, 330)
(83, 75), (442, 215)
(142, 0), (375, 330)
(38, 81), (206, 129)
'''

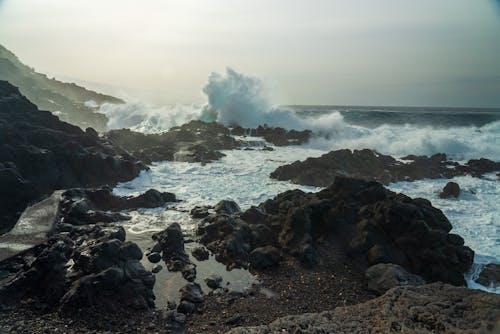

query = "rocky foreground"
(271, 148), (500, 187)
(227, 283), (500, 333)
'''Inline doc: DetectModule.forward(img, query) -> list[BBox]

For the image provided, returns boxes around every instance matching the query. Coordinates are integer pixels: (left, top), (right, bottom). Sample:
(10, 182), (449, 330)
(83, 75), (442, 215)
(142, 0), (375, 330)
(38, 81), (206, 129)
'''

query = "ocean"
(108, 104), (500, 297)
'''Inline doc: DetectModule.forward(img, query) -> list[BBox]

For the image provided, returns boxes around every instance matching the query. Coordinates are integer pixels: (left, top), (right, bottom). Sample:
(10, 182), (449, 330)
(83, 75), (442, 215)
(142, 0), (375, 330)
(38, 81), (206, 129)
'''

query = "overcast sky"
(0, 0), (499, 107)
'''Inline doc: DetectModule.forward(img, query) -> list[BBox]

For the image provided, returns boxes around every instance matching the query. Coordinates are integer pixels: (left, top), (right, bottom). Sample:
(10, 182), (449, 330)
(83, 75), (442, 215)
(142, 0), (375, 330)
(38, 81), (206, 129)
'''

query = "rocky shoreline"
(1, 80), (500, 333)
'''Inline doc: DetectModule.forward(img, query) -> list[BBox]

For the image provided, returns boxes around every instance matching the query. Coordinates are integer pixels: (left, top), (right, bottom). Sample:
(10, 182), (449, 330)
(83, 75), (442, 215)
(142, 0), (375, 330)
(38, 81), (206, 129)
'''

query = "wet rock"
(190, 206), (212, 219)
(197, 177), (474, 285)
(365, 263), (425, 295)
(152, 223), (193, 273)
(192, 246), (210, 261)
(205, 275), (223, 289)
(0, 81), (146, 233)
(177, 300), (196, 315)
(152, 265), (163, 274)
(439, 181), (460, 199)
(249, 246), (281, 269)
(214, 200), (241, 215)
(147, 252), (162, 264)
(180, 282), (204, 304)
(106, 120), (240, 165)
(270, 148), (500, 187)
(120, 241), (143, 261)
(476, 263), (500, 288)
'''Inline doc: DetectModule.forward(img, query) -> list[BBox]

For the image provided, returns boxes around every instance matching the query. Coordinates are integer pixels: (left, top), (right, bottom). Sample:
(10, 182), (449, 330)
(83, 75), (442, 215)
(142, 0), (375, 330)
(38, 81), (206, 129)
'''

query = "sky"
(0, 0), (499, 107)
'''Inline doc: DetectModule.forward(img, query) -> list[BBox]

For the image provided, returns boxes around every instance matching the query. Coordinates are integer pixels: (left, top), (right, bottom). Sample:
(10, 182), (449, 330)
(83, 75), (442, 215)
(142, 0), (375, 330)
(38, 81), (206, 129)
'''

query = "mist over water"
(100, 68), (500, 161)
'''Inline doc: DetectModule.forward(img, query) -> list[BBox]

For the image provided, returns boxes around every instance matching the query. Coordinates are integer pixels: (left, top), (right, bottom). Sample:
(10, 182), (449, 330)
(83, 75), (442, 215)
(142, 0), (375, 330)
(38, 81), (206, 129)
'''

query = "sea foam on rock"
(196, 177), (474, 285)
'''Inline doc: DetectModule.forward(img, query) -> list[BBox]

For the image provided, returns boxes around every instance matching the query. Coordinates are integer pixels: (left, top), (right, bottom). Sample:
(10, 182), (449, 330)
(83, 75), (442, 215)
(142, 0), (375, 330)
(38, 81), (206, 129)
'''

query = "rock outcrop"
(196, 177), (474, 285)
(0, 188), (174, 313)
(270, 148), (500, 187)
(231, 125), (311, 146)
(440, 181), (461, 199)
(476, 264), (500, 288)
(106, 120), (239, 164)
(0, 81), (145, 233)
(226, 283), (500, 334)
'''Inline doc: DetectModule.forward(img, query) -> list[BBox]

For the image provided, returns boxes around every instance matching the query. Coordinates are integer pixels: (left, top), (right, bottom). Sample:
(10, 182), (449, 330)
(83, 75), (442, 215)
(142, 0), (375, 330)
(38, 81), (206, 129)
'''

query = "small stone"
(177, 300), (196, 314)
(205, 275), (223, 289)
(192, 246), (209, 261)
(152, 265), (163, 273)
(147, 252), (162, 263)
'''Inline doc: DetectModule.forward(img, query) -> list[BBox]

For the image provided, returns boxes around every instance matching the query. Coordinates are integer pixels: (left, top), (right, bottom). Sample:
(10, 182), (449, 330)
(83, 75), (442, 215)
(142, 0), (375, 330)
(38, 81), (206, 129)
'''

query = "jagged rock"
(106, 120), (239, 164)
(365, 263), (425, 295)
(190, 206), (212, 219)
(152, 223), (195, 280)
(270, 148), (500, 187)
(226, 283), (500, 334)
(192, 246), (210, 261)
(0, 81), (145, 233)
(440, 181), (460, 198)
(249, 246), (281, 269)
(214, 200), (241, 215)
(180, 282), (204, 304)
(0, 223), (155, 313)
(197, 177), (474, 285)
(476, 263), (500, 288)
(205, 274), (223, 289)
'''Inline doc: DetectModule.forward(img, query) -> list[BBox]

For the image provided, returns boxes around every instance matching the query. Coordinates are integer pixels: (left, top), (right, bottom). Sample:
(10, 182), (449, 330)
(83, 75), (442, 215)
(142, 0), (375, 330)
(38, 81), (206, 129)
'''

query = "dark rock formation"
(0, 44), (123, 131)
(152, 223), (196, 281)
(215, 200), (241, 215)
(59, 187), (175, 225)
(0, 224), (155, 313)
(106, 120), (239, 164)
(196, 177), (474, 285)
(249, 246), (281, 269)
(440, 181), (461, 199)
(192, 246), (210, 261)
(365, 263), (425, 295)
(0, 81), (145, 233)
(270, 148), (500, 187)
(205, 274), (223, 289)
(231, 125), (311, 146)
(226, 283), (500, 334)
(178, 282), (204, 314)
(476, 264), (500, 288)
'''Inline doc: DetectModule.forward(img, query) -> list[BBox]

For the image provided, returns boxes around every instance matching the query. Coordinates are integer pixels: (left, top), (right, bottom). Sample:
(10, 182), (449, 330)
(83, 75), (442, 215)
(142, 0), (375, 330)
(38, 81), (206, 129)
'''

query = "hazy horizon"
(1, 0), (500, 107)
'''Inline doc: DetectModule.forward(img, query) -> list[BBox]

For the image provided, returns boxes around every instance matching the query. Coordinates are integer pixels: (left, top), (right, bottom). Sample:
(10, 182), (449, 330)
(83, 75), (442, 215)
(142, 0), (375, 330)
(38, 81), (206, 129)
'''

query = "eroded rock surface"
(226, 283), (500, 334)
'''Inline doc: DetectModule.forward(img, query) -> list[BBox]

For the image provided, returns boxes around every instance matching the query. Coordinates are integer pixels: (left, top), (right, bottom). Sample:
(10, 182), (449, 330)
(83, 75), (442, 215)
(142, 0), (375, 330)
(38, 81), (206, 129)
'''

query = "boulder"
(439, 181), (460, 199)
(180, 282), (204, 304)
(205, 274), (223, 290)
(215, 200), (241, 215)
(365, 263), (425, 295)
(476, 263), (500, 288)
(249, 246), (281, 269)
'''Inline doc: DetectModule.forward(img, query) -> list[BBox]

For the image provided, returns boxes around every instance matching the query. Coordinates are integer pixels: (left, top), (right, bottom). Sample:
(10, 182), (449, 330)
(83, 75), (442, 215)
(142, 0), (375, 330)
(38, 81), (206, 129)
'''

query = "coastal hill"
(0, 44), (123, 131)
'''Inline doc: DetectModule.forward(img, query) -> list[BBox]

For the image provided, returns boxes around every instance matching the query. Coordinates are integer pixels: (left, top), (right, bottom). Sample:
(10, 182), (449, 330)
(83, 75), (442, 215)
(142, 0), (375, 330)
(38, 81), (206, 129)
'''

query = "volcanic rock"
(439, 181), (461, 198)
(196, 177), (474, 285)
(270, 148), (500, 187)
(226, 283), (500, 334)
